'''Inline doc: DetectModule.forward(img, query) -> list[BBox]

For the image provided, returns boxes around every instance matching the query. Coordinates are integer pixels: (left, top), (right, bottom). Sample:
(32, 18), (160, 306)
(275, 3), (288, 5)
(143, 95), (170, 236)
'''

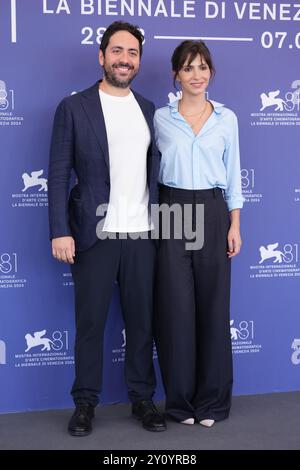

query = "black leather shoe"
(132, 400), (167, 432)
(68, 404), (95, 436)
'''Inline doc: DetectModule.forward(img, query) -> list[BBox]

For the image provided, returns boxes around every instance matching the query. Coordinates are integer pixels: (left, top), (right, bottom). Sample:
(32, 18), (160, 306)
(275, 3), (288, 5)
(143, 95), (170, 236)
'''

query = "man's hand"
(52, 236), (75, 264)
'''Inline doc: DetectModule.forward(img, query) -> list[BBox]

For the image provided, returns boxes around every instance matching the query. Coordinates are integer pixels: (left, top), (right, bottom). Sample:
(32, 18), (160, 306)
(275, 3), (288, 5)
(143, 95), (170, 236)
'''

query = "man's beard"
(103, 62), (138, 89)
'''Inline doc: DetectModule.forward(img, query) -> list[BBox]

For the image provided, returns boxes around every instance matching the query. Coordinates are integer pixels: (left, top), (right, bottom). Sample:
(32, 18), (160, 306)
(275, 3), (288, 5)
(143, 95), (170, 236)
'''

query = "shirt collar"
(168, 98), (224, 115)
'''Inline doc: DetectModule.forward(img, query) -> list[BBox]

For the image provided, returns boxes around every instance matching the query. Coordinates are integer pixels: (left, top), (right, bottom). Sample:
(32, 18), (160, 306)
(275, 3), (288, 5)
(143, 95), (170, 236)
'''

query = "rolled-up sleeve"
(223, 113), (244, 211)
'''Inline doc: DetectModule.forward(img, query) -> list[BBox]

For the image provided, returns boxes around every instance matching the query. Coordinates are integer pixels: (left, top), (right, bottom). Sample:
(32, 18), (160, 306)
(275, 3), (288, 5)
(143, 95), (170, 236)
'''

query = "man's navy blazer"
(48, 81), (160, 251)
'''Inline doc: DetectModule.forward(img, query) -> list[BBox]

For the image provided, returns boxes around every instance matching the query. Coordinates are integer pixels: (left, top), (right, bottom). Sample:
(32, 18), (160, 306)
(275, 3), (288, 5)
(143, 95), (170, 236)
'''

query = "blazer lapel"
(132, 90), (155, 142)
(79, 83), (154, 170)
(80, 81), (110, 168)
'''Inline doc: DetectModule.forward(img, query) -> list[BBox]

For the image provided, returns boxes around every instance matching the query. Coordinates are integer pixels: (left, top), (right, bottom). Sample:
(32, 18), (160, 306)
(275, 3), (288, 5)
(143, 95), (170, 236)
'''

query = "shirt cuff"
(225, 194), (245, 211)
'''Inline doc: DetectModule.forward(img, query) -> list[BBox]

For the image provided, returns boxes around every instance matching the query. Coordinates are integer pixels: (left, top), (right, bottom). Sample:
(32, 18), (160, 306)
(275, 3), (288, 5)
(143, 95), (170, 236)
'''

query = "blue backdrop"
(1, 0), (300, 413)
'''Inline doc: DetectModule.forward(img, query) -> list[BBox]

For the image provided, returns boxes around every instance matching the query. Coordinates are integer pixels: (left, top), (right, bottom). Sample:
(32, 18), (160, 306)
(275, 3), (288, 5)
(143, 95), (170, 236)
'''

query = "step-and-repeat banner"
(1, 0), (299, 413)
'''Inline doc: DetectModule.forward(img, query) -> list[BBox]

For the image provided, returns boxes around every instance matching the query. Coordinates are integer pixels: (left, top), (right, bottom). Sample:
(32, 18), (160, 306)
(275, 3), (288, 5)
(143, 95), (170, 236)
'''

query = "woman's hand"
(227, 225), (242, 258)
(227, 209), (242, 258)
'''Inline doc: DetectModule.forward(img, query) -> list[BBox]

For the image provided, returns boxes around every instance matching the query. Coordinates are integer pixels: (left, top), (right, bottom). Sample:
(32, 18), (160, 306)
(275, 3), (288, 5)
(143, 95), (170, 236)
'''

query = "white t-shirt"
(99, 89), (152, 233)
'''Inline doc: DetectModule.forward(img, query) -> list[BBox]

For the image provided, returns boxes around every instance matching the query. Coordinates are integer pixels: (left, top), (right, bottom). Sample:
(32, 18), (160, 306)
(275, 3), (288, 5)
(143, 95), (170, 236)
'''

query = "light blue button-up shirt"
(154, 99), (244, 211)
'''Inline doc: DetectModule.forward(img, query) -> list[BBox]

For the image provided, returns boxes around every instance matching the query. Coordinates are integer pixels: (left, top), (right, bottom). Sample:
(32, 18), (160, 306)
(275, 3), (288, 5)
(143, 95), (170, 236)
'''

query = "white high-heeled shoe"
(199, 419), (215, 427)
(181, 418), (195, 425)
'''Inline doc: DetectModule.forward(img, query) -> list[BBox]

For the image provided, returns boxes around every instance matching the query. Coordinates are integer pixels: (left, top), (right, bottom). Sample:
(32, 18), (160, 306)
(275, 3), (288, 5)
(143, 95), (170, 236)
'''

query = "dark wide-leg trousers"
(155, 185), (233, 422)
(71, 235), (156, 407)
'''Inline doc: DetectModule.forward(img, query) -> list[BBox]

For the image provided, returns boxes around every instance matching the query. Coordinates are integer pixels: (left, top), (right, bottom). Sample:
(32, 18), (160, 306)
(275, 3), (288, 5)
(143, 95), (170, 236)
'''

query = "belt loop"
(213, 187), (217, 198)
(169, 186), (173, 205)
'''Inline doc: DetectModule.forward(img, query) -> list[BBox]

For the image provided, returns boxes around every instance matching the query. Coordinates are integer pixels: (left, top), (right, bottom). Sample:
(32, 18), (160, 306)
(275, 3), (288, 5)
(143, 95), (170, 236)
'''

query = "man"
(48, 21), (166, 436)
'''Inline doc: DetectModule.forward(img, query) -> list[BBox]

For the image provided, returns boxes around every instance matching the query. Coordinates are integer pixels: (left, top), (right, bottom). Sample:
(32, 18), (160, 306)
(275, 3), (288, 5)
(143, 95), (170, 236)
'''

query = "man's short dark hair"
(100, 21), (144, 57)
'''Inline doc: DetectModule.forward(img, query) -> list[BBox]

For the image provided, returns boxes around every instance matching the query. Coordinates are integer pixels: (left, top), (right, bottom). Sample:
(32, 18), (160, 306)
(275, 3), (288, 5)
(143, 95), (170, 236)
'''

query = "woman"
(154, 41), (244, 427)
